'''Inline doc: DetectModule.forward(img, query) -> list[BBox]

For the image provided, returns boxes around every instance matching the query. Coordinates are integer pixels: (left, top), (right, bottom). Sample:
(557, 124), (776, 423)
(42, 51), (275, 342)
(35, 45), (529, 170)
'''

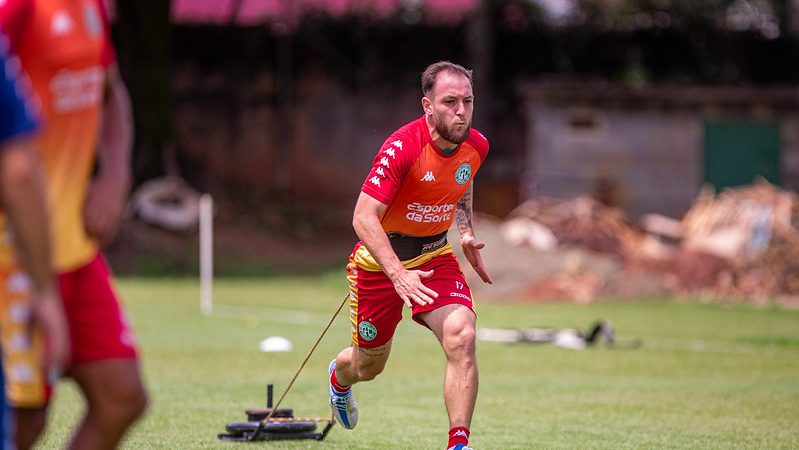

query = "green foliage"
(38, 277), (799, 449)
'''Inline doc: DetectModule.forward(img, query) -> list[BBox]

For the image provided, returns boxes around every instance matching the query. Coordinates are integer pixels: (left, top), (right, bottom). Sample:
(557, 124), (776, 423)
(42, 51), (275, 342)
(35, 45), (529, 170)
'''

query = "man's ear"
(421, 96), (432, 115)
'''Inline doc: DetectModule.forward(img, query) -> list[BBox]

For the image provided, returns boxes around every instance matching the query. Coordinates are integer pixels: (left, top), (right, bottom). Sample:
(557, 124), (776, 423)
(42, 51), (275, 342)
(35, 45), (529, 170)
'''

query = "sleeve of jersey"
(470, 129), (490, 163)
(0, 45), (37, 142)
(0, 0), (33, 47)
(96, 0), (116, 67)
(360, 132), (416, 205)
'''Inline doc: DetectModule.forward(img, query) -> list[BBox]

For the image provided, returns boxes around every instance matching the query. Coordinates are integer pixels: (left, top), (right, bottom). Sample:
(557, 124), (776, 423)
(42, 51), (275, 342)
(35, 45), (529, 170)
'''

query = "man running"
(327, 61), (491, 450)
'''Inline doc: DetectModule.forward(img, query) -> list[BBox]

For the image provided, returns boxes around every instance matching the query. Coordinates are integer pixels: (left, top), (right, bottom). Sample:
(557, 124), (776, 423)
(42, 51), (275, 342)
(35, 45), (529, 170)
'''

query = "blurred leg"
(13, 407), (46, 450)
(67, 359), (147, 450)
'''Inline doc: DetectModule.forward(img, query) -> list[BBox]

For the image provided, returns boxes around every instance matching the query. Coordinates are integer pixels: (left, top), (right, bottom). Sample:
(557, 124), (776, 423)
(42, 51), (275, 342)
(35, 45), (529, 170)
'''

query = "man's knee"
(443, 316), (476, 361)
(89, 378), (148, 425)
(126, 385), (148, 420)
(350, 342), (391, 382)
(355, 360), (385, 381)
(118, 383), (148, 422)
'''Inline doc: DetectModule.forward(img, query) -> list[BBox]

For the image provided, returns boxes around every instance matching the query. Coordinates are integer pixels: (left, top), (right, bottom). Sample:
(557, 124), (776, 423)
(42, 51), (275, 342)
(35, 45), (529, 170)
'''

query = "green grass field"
(36, 274), (799, 449)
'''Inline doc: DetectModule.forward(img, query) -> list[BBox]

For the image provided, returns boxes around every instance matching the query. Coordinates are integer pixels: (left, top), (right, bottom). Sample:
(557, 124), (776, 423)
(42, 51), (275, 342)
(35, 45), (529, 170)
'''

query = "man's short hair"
(421, 61), (473, 99)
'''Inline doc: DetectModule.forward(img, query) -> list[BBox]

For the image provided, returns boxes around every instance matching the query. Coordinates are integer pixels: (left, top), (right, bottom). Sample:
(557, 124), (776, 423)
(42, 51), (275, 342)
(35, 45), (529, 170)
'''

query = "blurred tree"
(492, 0), (797, 85)
(785, 0), (799, 36)
(114, 0), (173, 182)
(125, 0), (797, 202)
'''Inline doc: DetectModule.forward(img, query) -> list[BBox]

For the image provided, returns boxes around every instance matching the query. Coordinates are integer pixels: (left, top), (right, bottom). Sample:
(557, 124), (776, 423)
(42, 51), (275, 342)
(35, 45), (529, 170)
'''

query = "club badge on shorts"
(358, 321), (377, 342)
(455, 163), (471, 185)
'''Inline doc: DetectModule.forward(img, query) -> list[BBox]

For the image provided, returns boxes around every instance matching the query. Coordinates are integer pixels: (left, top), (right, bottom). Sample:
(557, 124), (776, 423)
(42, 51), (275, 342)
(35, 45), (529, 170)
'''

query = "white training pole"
(199, 194), (213, 316)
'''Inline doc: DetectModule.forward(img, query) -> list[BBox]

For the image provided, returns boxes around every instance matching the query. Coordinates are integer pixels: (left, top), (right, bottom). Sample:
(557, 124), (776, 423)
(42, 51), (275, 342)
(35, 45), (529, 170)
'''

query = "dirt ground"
(449, 214), (672, 303)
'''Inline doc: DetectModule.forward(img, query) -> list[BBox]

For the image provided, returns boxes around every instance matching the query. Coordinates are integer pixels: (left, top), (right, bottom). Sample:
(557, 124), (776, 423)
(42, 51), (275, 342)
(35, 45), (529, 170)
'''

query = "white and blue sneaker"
(447, 445), (473, 450)
(328, 359), (358, 429)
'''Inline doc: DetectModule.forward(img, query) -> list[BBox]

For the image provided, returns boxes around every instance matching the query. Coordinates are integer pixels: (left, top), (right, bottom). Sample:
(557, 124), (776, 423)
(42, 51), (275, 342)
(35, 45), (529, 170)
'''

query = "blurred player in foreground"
(0, 30), (69, 449)
(0, 1), (147, 448)
(327, 61), (491, 450)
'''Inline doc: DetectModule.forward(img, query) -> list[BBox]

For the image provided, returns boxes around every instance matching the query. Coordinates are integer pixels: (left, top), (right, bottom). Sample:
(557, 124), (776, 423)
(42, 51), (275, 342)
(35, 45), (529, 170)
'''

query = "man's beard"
(435, 118), (471, 145)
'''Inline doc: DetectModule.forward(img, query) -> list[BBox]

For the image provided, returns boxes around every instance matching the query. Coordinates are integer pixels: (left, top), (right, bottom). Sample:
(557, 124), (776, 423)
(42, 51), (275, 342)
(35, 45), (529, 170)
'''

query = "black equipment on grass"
(218, 293), (348, 442)
(218, 383), (335, 442)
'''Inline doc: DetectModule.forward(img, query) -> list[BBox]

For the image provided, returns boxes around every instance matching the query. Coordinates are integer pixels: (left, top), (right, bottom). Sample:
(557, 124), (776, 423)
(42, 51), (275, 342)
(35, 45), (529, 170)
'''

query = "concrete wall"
(525, 104), (703, 218)
(524, 94), (799, 219)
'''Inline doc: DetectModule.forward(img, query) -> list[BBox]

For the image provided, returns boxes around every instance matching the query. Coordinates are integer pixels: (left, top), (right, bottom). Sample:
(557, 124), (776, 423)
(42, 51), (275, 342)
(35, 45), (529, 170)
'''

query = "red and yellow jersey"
(355, 116), (489, 269)
(0, 0), (113, 271)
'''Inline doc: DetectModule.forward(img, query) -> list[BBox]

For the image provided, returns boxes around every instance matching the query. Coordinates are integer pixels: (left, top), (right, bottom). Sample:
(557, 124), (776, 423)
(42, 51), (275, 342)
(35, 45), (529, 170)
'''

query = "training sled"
(218, 384), (335, 442)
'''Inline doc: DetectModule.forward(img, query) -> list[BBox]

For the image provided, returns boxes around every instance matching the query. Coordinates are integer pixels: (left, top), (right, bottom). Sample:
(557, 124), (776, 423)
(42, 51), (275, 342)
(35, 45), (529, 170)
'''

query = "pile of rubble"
(494, 179), (799, 304)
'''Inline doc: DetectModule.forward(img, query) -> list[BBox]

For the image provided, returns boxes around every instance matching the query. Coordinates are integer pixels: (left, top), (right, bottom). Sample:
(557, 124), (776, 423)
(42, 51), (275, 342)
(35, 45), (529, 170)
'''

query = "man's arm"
(352, 192), (439, 307)
(83, 64), (133, 245)
(0, 138), (69, 371)
(455, 181), (492, 284)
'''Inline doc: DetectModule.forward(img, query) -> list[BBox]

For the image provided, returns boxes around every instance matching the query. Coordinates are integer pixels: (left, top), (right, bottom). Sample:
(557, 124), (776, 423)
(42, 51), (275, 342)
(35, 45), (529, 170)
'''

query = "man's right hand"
(30, 290), (70, 377)
(389, 269), (439, 308)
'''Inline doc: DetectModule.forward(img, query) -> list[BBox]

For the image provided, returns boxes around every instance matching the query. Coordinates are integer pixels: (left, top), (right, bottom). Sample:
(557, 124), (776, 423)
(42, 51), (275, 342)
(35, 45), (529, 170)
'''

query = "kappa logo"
(449, 292), (472, 302)
(391, 140), (403, 149)
(384, 148), (396, 158)
(379, 157), (390, 168)
(375, 167), (385, 177)
(420, 171), (436, 182)
(51, 10), (73, 36)
(369, 176), (381, 188)
(453, 430), (469, 438)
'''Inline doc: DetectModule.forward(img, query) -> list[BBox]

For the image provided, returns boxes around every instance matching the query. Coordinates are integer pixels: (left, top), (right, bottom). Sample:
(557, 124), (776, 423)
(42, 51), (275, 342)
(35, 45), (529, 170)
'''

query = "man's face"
(424, 71), (474, 145)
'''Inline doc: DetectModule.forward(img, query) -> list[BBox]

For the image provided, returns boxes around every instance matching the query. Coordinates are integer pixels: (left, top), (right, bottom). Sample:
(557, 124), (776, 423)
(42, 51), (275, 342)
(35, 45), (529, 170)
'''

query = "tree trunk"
(113, 0), (173, 181)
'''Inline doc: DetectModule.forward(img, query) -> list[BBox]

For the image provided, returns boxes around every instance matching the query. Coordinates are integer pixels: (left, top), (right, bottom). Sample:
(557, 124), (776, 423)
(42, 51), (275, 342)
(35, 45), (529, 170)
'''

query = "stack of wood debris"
(680, 180), (799, 301)
(500, 196), (641, 258)
(500, 179), (799, 303)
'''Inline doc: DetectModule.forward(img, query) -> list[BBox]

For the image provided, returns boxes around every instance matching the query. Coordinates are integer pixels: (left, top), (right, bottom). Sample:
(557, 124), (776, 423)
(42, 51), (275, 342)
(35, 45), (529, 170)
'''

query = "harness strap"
(387, 230), (448, 261)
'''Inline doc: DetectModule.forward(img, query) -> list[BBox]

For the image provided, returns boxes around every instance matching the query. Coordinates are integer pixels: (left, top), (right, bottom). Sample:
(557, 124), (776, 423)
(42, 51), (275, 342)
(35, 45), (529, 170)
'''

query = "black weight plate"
(226, 420), (317, 434)
(245, 407), (293, 420)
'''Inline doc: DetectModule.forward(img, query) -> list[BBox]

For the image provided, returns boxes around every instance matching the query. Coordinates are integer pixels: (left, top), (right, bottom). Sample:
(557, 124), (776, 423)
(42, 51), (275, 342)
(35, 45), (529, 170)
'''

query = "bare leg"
(67, 359), (147, 450)
(418, 304), (478, 428)
(334, 340), (392, 385)
(13, 407), (47, 450)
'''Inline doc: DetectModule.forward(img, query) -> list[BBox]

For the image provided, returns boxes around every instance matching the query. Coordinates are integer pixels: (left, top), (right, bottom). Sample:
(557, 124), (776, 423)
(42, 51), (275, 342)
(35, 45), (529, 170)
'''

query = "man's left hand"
(30, 290), (70, 377)
(461, 235), (492, 284)
(83, 173), (129, 245)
